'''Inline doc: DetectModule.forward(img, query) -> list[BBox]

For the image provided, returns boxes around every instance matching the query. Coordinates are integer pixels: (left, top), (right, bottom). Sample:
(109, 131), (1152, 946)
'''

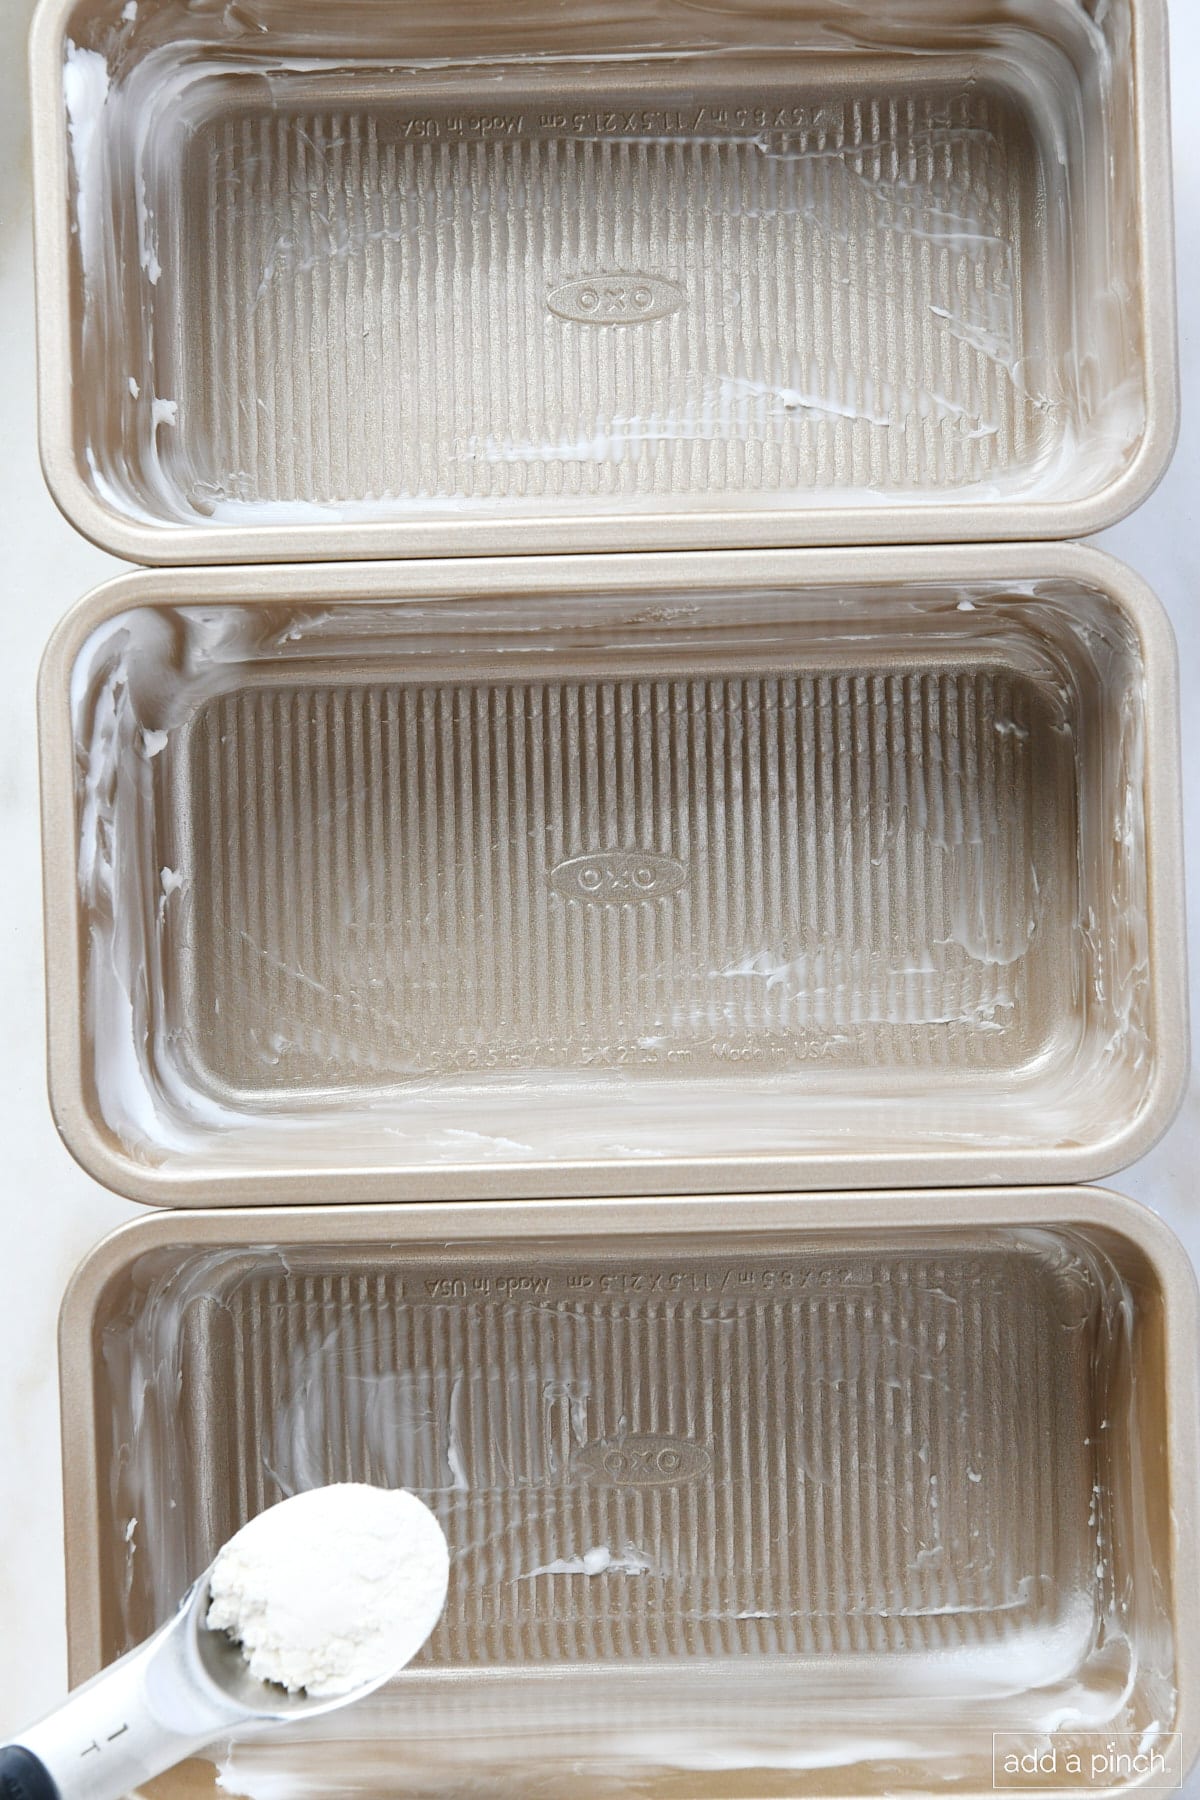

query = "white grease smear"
(62, 43), (109, 276)
(521, 1546), (655, 1579)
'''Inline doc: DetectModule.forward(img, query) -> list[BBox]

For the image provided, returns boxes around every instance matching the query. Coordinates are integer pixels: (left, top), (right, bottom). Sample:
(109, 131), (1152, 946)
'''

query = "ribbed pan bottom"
(83, 1221), (1172, 1794)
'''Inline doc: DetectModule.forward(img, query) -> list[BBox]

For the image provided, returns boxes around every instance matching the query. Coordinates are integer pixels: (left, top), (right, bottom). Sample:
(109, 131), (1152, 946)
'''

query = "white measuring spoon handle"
(2, 1612), (244, 1800)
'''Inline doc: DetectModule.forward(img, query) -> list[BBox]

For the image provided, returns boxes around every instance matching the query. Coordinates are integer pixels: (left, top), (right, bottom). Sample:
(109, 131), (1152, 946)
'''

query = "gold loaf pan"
(39, 546), (1186, 1207)
(60, 1188), (1200, 1798)
(31, 0), (1176, 563)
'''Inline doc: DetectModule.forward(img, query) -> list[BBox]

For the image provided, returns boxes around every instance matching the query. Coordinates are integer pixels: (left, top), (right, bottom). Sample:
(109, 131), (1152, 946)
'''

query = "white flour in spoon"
(206, 1484), (450, 1698)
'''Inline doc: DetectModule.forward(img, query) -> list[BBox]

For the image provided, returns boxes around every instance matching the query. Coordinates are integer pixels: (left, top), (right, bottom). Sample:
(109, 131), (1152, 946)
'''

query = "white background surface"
(1, 0), (1197, 1775)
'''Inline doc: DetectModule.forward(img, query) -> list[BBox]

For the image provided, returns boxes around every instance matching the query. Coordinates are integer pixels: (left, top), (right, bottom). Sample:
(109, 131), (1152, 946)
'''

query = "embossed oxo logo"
(550, 850), (687, 902)
(548, 274), (684, 324)
(573, 1434), (712, 1487)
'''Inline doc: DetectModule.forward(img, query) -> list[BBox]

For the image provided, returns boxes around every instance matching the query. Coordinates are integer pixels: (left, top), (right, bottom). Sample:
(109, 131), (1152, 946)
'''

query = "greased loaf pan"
(39, 546), (1186, 1206)
(31, 0), (1177, 563)
(60, 1189), (1200, 1798)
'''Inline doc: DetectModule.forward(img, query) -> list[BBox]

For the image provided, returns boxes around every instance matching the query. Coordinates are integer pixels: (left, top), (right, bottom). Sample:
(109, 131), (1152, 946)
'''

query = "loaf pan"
(31, 0), (1176, 564)
(60, 1186), (1200, 1798)
(39, 545), (1186, 1207)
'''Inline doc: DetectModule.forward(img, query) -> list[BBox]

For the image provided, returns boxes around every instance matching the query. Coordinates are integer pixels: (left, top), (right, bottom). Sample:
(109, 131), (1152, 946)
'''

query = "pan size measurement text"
(384, 105), (816, 145)
(413, 1264), (882, 1303)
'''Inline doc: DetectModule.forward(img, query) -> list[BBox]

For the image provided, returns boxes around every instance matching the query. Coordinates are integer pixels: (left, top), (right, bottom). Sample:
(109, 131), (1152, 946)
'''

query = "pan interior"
(86, 1223), (1175, 1795)
(58, 0), (1149, 537)
(67, 578), (1154, 1185)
